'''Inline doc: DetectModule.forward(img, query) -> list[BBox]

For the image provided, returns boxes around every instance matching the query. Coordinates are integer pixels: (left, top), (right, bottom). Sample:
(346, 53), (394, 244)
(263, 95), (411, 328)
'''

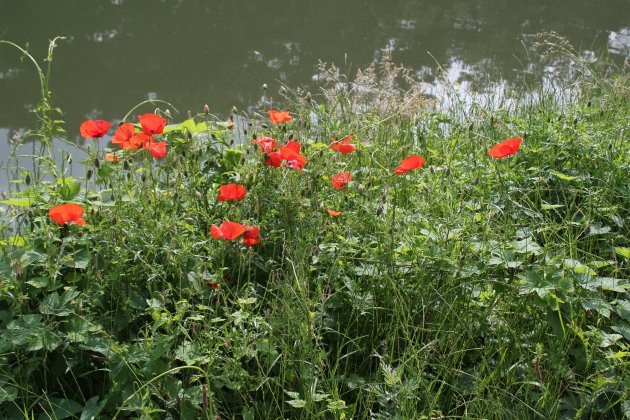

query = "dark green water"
(1, 0), (629, 182)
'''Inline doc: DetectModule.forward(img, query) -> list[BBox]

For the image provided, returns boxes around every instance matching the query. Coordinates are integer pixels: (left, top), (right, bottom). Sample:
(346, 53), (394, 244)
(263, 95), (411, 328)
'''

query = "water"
(1, 0), (629, 188)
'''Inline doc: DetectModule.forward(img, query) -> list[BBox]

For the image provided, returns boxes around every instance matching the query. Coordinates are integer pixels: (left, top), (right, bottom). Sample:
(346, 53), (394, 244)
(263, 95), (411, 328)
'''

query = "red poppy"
(327, 209), (342, 217)
(146, 141), (167, 158)
(242, 226), (260, 247)
(331, 172), (352, 190)
(394, 155), (425, 175)
(330, 136), (356, 154)
(207, 282), (220, 289)
(105, 154), (120, 163)
(112, 123), (135, 149)
(488, 137), (522, 158)
(218, 184), (247, 201)
(138, 113), (167, 135)
(210, 221), (246, 241)
(48, 203), (86, 226)
(80, 120), (110, 139)
(252, 136), (277, 153)
(268, 109), (293, 124)
(266, 151), (283, 167)
(227, 119), (234, 129)
(279, 141), (307, 171)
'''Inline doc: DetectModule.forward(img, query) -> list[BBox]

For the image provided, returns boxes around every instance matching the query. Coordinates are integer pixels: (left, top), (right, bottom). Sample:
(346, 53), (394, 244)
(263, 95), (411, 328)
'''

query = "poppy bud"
(203, 104), (210, 114)
(165, 109), (172, 119)
(490, 115), (494, 126)
(244, 129), (248, 135)
(141, 174), (146, 183)
(123, 160), (131, 171)
(173, 192), (179, 201)
(67, 154), (72, 165)
(587, 100), (591, 107)
(473, 176), (480, 185)
(306, 92), (312, 102)
(108, 182), (113, 189)
(288, 133), (294, 140)
(25, 173), (31, 186)
(211, 133), (217, 140)
(281, 125), (287, 132)
(468, 122), (474, 132)
(446, 166), (451, 176)
(261, 123), (268, 129)
(126, 172), (132, 181)
(86, 169), (93, 180)
(252, 133), (257, 140)
(187, 131), (192, 140)
(262, 83), (268, 90)
(232, 106), (238, 114)
(94, 157), (100, 169)
(573, 117), (578, 125)
(358, 184), (365, 193)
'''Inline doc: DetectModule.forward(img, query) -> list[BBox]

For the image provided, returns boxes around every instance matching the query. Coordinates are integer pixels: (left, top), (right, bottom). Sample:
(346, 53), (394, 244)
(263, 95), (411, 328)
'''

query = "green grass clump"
(0, 39), (629, 419)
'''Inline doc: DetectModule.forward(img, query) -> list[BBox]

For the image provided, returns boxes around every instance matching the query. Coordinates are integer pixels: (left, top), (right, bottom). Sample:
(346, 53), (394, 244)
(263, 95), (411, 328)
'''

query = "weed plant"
(0, 38), (628, 419)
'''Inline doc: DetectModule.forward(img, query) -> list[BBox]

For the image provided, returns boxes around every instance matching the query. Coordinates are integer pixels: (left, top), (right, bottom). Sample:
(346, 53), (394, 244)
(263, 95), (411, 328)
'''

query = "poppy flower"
(242, 226), (260, 247)
(330, 136), (356, 154)
(252, 136), (277, 153)
(80, 120), (111, 139)
(266, 151), (283, 167)
(49, 203), (86, 226)
(327, 209), (342, 217)
(218, 184), (247, 201)
(227, 119), (234, 129)
(112, 123), (135, 149)
(105, 154), (120, 163)
(268, 109), (293, 124)
(146, 141), (167, 158)
(207, 282), (220, 289)
(331, 172), (352, 190)
(488, 137), (522, 158)
(210, 221), (246, 241)
(279, 141), (307, 171)
(138, 113), (167, 135)
(394, 155), (425, 175)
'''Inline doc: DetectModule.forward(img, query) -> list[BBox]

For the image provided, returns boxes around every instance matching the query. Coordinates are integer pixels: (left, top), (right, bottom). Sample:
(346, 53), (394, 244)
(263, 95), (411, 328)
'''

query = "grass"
(0, 38), (628, 419)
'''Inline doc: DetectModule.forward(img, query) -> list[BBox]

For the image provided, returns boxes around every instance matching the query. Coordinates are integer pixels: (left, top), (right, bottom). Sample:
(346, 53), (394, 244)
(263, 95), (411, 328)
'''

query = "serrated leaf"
(588, 224), (611, 236)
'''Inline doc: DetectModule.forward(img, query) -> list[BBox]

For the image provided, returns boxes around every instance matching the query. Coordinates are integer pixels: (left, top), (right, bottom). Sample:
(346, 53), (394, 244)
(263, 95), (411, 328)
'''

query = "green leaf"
(614, 247), (630, 259)
(27, 276), (50, 288)
(0, 236), (27, 247)
(287, 399), (306, 408)
(327, 399), (347, 410)
(541, 203), (563, 210)
(59, 182), (81, 200)
(0, 198), (33, 207)
(581, 297), (613, 318)
(224, 149), (244, 171)
(44, 397), (83, 420)
(588, 223), (611, 236)
(0, 386), (18, 403)
(550, 170), (579, 181)
(512, 238), (543, 255)
(563, 259), (596, 275)
(80, 396), (104, 420)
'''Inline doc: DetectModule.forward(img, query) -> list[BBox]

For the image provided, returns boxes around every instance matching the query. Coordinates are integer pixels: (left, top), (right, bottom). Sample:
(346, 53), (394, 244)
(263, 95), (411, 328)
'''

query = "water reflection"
(1, 0), (629, 188)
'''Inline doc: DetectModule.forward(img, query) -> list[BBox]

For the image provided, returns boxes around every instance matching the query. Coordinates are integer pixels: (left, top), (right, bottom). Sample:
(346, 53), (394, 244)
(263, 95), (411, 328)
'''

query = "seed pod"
(288, 133), (294, 140)
(86, 169), (93, 180)
(203, 104), (210, 114)
(25, 173), (31, 186)
(244, 129), (248, 135)
(261, 123), (268, 129)
(94, 157), (101, 169)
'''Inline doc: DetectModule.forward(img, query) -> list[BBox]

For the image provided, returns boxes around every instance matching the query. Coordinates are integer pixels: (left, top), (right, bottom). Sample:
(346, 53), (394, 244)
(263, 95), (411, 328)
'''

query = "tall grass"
(0, 37), (628, 419)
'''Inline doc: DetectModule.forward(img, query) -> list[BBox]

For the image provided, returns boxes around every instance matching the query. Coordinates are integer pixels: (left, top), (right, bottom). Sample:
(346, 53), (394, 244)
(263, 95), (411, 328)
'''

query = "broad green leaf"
(615, 247), (630, 259)
(0, 386), (17, 403)
(588, 224), (611, 235)
(0, 236), (27, 247)
(581, 298), (613, 318)
(512, 238), (543, 255)
(59, 182), (81, 200)
(27, 276), (50, 288)
(327, 399), (347, 410)
(224, 149), (244, 171)
(80, 396), (104, 420)
(45, 397), (83, 420)
(563, 259), (596, 275)
(287, 399), (306, 408)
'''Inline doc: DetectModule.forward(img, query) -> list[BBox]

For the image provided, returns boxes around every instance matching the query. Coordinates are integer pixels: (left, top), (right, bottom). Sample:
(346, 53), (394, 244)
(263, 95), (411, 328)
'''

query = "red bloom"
(48, 203), (86, 226)
(488, 137), (522, 158)
(279, 141), (307, 171)
(327, 209), (342, 217)
(331, 172), (352, 190)
(243, 226), (260, 247)
(105, 154), (120, 163)
(80, 120), (110, 139)
(138, 113), (167, 135)
(394, 155), (425, 175)
(268, 109), (293, 124)
(266, 151), (283, 167)
(207, 282), (220, 289)
(218, 184), (247, 201)
(330, 136), (356, 154)
(146, 141), (167, 158)
(252, 136), (277, 153)
(112, 123), (136, 149)
(227, 119), (234, 129)
(210, 221), (246, 241)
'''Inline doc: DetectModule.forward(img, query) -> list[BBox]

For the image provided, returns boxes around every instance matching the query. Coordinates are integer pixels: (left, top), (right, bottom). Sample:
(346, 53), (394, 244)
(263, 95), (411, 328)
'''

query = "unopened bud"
(123, 159), (131, 171)
(306, 92), (312, 102)
(261, 123), (268, 129)
(288, 133), (294, 140)
(165, 109), (172, 118)
(67, 154), (72, 165)
(203, 104), (210, 114)
(86, 169), (93, 180)
(25, 173), (31, 186)
(262, 83), (268, 90)
(231, 106), (238, 114)
(94, 157), (100, 169)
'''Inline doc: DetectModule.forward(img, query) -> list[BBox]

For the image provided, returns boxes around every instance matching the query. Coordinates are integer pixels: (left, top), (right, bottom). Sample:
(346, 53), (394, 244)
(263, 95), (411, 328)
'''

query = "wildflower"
(138, 113), (167, 135)
(394, 155), (425, 175)
(112, 123), (147, 150)
(266, 151), (283, 167)
(227, 118), (234, 129)
(146, 141), (167, 158)
(268, 109), (292, 124)
(327, 209), (342, 216)
(330, 136), (356, 154)
(49, 203), (86, 226)
(207, 282), (220, 289)
(331, 172), (352, 190)
(488, 137), (522, 158)
(218, 184), (247, 201)
(279, 141), (307, 171)
(242, 226), (260, 247)
(80, 120), (110, 139)
(105, 154), (120, 163)
(210, 221), (246, 241)
(252, 136), (277, 153)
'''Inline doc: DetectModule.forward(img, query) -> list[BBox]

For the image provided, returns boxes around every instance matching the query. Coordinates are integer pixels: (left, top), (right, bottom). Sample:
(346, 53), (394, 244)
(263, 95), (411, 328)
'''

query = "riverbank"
(0, 46), (628, 418)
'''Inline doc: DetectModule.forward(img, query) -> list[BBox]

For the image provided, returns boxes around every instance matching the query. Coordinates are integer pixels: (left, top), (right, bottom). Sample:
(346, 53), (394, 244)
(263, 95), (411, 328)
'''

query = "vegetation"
(0, 38), (629, 419)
